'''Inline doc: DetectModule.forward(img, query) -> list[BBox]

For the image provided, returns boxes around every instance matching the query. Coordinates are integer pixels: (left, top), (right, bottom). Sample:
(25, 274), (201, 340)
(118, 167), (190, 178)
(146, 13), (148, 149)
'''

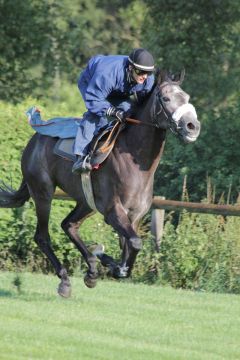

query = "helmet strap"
(127, 66), (137, 84)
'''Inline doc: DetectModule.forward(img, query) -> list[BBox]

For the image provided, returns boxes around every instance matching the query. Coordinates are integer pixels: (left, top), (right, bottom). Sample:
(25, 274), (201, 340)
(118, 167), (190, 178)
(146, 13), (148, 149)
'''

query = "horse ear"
(157, 69), (168, 84)
(171, 69), (185, 84)
(178, 68), (185, 84)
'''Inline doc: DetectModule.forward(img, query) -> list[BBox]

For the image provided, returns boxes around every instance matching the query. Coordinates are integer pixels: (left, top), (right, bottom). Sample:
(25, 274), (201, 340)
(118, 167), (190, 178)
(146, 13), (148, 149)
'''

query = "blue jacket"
(78, 55), (155, 117)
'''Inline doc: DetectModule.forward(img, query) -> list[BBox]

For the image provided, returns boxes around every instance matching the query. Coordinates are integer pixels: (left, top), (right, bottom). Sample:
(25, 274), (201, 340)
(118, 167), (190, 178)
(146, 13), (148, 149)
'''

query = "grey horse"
(0, 70), (200, 297)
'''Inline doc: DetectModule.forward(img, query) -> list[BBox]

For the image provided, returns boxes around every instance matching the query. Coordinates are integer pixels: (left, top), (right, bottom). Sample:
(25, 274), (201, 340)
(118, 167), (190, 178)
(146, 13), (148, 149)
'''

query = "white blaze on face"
(171, 103), (199, 143)
(172, 103), (197, 124)
(160, 83), (199, 143)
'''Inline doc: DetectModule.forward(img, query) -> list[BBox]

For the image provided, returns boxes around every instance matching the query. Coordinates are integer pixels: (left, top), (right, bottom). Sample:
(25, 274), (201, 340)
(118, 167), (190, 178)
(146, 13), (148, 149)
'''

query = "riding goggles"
(133, 68), (153, 76)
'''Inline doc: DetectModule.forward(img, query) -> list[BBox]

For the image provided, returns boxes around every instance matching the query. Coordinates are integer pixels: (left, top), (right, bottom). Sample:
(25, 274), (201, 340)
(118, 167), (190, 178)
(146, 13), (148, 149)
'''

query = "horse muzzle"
(177, 115), (201, 143)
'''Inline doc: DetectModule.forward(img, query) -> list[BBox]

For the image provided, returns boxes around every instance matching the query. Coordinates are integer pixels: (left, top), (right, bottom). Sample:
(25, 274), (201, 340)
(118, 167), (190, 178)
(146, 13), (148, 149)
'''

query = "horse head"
(151, 69), (201, 143)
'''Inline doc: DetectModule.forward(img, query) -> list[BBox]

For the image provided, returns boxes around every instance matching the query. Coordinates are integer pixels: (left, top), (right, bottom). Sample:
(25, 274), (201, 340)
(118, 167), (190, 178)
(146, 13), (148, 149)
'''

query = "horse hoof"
(113, 265), (129, 279)
(84, 274), (97, 288)
(58, 281), (71, 298)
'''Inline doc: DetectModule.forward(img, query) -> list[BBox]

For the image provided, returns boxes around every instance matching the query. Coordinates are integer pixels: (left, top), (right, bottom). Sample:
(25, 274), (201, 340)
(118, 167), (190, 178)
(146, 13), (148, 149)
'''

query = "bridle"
(152, 84), (183, 135)
(152, 86), (172, 127)
(125, 82), (182, 135)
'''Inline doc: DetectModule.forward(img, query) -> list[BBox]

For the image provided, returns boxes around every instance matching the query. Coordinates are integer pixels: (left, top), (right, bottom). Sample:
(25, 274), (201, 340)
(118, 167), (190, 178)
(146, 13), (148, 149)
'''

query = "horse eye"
(162, 96), (170, 102)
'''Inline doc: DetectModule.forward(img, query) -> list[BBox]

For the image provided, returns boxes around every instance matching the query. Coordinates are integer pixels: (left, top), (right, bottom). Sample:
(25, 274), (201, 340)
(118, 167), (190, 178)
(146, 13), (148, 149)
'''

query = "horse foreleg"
(61, 204), (98, 288)
(119, 219), (141, 277)
(105, 204), (142, 250)
(104, 204), (142, 278)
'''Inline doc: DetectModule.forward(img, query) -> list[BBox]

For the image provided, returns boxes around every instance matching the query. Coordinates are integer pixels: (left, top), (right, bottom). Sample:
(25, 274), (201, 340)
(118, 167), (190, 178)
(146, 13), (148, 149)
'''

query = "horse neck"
(124, 93), (166, 170)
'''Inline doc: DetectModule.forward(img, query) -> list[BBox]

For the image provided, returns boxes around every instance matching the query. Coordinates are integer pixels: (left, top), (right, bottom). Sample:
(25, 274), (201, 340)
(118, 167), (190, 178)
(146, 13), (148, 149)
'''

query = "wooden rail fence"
(54, 190), (240, 251)
(152, 196), (240, 251)
(152, 196), (240, 216)
(54, 190), (240, 216)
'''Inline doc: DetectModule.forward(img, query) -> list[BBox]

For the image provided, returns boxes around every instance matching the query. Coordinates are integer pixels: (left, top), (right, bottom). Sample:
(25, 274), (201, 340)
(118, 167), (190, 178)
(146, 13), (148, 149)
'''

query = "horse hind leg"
(33, 196), (71, 298)
(95, 251), (121, 277)
(61, 204), (98, 288)
(95, 235), (129, 278)
(105, 235), (137, 279)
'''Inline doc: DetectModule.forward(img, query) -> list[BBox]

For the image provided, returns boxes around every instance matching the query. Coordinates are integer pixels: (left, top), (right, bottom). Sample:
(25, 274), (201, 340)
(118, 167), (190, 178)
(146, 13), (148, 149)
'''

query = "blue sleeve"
(83, 73), (114, 117)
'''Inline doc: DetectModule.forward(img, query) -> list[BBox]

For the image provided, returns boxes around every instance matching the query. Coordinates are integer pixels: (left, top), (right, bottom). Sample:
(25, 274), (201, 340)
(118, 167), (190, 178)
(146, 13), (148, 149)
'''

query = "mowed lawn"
(0, 272), (239, 360)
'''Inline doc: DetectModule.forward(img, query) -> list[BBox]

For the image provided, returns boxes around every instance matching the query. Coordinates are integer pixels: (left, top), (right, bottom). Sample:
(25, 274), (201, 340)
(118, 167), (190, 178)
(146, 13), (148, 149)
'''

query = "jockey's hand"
(106, 107), (127, 122)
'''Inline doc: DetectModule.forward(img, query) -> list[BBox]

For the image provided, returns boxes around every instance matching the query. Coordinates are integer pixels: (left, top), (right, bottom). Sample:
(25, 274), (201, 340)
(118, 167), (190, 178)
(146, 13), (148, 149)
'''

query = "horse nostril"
(187, 122), (195, 130)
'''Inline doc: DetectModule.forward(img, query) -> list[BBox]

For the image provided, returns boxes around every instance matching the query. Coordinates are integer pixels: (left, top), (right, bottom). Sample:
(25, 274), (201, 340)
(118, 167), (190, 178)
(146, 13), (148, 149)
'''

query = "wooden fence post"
(151, 197), (165, 252)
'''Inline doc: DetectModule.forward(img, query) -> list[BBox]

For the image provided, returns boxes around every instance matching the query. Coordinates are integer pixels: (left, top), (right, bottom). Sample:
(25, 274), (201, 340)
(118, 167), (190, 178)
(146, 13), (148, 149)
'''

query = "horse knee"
(34, 233), (45, 246)
(61, 220), (68, 233)
(129, 236), (142, 251)
(61, 220), (80, 236)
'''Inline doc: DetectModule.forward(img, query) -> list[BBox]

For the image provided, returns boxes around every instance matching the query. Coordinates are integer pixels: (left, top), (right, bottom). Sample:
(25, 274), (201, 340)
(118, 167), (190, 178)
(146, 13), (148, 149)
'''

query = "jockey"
(72, 48), (155, 173)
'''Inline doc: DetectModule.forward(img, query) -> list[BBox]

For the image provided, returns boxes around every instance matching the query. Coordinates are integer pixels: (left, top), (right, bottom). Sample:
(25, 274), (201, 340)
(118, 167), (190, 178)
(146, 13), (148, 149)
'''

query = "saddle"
(54, 120), (126, 168)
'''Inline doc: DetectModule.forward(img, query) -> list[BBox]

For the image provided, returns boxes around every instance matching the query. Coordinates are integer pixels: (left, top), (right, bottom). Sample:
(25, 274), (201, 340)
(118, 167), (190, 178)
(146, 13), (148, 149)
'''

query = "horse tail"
(0, 179), (30, 208)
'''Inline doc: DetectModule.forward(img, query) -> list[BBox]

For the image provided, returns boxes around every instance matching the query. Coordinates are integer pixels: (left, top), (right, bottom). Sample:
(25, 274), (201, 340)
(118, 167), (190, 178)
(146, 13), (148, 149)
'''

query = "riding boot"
(72, 155), (92, 174)
(72, 155), (84, 173)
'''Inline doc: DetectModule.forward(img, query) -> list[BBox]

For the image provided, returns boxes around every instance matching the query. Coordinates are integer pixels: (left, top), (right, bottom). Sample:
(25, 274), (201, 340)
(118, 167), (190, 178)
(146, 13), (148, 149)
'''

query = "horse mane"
(142, 67), (186, 105)
(135, 67), (186, 118)
(137, 67), (162, 108)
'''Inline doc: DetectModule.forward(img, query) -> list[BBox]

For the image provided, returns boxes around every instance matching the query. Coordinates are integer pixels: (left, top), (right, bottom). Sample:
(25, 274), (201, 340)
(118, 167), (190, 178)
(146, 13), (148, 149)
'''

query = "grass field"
(0, 272), (239, 360)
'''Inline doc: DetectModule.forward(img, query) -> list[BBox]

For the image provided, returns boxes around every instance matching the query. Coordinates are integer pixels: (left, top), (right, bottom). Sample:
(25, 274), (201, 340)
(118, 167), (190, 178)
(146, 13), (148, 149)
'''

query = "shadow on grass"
(0, 288), (62, 303)
(0, 288), (14, 297)
(21, 292), (61, 302)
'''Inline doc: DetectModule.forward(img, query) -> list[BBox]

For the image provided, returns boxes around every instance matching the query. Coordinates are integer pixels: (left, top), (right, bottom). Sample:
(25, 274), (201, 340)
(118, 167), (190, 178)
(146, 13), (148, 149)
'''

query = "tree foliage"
(0, 1), (240, 198)
(144, 0), (240, 107)
(143, 0), (240, 201)
(0, 0), (144, 101)
(1, 1), (240, 199)
(0, 0), (52, 101)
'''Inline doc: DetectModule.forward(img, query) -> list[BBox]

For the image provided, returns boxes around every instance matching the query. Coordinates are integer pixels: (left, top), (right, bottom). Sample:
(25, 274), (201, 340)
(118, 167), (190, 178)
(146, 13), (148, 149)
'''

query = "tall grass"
(135, 211), (240, 293)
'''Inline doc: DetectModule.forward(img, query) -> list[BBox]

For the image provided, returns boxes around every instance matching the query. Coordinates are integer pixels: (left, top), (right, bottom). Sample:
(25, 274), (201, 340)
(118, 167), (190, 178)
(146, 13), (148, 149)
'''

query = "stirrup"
(72, 154), (92, 174)
(82, 154), (92, 171)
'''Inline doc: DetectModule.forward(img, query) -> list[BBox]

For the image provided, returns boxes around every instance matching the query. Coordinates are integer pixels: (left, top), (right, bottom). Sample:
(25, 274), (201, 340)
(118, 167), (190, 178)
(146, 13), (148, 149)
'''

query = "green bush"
(133, 210), (240, 294)
(154, 102), (240, 203)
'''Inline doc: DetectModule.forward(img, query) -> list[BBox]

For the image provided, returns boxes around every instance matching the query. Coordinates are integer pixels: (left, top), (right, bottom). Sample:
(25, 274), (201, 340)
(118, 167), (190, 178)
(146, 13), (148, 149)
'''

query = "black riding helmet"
(128, 48), (154, 72)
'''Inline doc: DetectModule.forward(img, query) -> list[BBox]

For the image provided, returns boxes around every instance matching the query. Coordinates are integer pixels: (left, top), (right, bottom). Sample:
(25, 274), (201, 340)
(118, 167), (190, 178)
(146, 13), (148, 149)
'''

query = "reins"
(125, 82), (180, 132)
(125, 117), (157, 127)
(125, 89), (170, 129)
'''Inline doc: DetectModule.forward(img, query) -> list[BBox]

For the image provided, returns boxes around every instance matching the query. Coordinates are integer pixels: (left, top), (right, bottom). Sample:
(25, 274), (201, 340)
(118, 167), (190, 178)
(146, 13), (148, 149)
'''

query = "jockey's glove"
(106, 107), (127, 122)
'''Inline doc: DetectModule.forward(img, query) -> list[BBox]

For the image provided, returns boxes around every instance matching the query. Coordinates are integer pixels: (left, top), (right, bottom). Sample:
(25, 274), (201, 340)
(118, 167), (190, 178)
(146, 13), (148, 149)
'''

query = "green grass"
(0, 272), (240, 360)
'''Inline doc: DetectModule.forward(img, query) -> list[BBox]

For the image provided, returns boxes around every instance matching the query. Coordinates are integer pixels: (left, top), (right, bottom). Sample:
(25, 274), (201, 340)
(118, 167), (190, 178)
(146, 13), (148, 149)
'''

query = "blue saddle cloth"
(26, 106), (81, 139)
